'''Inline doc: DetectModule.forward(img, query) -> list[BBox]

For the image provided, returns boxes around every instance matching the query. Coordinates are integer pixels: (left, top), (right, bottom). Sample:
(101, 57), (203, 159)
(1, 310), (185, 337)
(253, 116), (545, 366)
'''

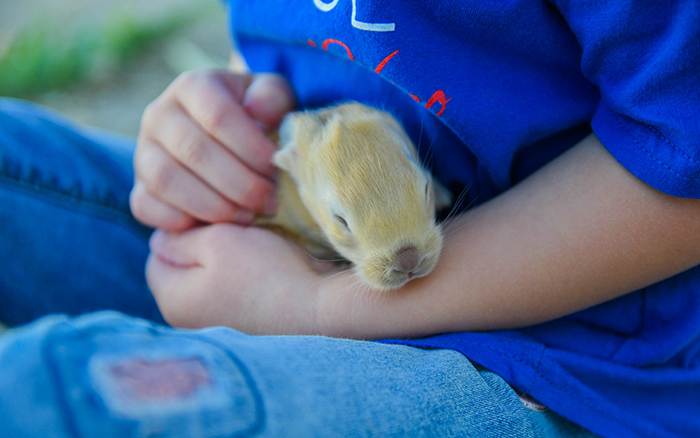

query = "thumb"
(243, 73), (296, 131)
(149, 228), (205, 267)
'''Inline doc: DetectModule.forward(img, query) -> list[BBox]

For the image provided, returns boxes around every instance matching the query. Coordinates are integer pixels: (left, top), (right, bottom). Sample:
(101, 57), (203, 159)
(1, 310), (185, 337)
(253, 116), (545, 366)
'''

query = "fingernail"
(235, 208), (255, 224)
(244, 74), (295, 129)
(252, 118), (271, 133)
(148, 231), (187, 267)
(264, 194), (277, 215)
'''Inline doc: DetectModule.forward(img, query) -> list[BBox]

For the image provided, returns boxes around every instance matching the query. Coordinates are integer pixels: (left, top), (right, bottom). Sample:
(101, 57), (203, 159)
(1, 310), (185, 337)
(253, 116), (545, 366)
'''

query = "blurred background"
(0, 0), (235, 138)
(0, 0), (236, 331)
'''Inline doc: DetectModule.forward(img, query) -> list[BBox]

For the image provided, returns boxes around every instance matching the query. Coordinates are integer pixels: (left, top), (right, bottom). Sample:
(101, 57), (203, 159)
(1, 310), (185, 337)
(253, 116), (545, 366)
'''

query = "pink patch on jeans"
(108, 357), (211, 400)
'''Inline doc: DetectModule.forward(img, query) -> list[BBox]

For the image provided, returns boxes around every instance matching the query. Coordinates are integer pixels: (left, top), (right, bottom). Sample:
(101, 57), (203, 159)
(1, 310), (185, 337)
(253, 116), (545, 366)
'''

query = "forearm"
(315, 134), (700, 339)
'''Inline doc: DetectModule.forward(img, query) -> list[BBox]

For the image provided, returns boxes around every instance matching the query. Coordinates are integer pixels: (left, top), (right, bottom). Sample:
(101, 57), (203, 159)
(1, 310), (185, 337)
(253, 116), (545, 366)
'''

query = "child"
(1, 1), (698, 436)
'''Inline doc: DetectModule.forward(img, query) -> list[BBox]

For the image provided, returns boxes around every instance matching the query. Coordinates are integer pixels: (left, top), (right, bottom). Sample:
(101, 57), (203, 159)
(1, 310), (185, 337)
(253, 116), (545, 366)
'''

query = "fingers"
(146, 228), (206, 323)
(130, 181), (198, 231)
(172, 70), (279, 177)
(141, 100), (277, 215)
(133, 69), (296, 231)
(146, 250), (201, 327)
(133, 139), (257, 226)
(148, 228), (201, 267)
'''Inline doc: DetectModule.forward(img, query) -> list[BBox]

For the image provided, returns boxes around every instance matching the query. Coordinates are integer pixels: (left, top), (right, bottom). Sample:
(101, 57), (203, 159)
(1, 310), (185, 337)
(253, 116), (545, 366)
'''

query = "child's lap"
(0, 311), (597, 437)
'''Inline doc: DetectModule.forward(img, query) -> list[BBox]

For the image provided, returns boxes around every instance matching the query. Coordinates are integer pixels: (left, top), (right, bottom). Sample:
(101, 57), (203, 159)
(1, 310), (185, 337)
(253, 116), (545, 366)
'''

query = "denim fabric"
(0, 99), (597, 437)
(0, 98), (164, 326)
(0, 312), (598, 438)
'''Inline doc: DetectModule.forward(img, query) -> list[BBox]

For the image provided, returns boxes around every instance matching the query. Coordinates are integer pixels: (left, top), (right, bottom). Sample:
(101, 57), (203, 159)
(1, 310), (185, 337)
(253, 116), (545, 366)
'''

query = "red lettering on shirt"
(305, 36), (452, 117)
(424, 90), (451, 117)
(322, 39), (355, 61)
(374, 50), (399, 74)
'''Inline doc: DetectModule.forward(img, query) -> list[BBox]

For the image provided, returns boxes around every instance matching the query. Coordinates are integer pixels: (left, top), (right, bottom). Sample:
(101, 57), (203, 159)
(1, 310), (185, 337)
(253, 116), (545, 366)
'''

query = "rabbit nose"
(394, 245), (420, 274)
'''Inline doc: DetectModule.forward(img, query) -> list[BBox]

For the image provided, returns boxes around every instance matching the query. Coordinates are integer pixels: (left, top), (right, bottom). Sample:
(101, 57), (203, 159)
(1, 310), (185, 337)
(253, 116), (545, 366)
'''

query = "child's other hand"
(146, 224), (330, 334)
(130, 70), (296, 231)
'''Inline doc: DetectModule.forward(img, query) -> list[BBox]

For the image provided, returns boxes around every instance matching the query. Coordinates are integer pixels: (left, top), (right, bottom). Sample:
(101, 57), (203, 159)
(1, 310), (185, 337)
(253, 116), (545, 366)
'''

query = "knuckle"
(141, 92), (174, 132)
(203, 202), (237, 224)
(129, 190), (149, 223)
(146, 157), (176, 195)
(157, 217), (194, 233)
(133, 142), (156, 178)
(240, 181), (261, 208)
(172, 70), (200, 91)
(198, 101), (232, 136)
(141, 100), (160, 127)
(173, 71), (237, 139)
(177, 132), (208, 167)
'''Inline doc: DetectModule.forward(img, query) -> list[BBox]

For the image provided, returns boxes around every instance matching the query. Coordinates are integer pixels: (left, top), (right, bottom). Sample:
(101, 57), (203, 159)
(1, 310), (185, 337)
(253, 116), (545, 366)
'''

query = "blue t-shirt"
(225, 1), (700, 437)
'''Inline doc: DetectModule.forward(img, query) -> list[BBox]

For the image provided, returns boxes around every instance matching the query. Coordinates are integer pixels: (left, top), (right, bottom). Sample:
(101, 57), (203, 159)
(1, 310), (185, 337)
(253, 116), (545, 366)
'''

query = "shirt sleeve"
(553, 0), (700, 198)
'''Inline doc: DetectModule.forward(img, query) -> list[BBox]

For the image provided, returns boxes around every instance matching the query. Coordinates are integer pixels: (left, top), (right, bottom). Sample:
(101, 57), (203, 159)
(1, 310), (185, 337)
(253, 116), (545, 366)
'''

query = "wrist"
(312, 268), (435, 340)
(268, 261), (334, 336)
(313, 270), (352, 337)
(313, 269), (396, 339)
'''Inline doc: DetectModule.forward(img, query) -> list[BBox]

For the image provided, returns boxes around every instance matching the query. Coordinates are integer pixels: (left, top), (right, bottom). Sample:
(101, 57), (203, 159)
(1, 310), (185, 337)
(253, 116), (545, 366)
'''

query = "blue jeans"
(0, 99), (597, 437)
(0, 99), (163, 326)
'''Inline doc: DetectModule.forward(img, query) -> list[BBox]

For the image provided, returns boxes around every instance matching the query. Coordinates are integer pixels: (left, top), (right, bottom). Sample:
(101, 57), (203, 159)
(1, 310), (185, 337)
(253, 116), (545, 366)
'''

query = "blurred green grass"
(0, 4), (212, 98)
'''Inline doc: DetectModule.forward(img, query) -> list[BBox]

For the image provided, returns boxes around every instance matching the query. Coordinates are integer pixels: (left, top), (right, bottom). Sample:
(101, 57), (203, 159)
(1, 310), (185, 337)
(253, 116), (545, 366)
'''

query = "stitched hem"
(0, 172), (151, 241)
(591, 102), (700, 198)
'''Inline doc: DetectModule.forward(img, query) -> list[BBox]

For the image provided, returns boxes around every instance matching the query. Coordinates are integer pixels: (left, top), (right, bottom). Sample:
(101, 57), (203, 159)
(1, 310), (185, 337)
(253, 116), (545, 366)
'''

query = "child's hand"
(130, 70), (296, 231)
(146, 224), (333, 334)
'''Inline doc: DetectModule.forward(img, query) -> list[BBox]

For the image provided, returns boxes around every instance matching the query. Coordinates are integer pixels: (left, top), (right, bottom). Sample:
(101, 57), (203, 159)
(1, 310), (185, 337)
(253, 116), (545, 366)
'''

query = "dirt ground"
(0, 0), (234, 138)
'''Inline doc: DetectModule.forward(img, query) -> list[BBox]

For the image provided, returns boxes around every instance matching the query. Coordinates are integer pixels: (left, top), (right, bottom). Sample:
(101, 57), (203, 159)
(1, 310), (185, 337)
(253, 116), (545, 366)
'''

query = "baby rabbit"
(254, 102), (451, 290)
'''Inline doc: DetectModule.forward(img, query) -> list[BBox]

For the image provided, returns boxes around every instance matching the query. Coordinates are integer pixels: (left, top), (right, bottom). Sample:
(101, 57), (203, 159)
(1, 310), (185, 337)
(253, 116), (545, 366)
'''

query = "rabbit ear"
(273, 110), (327, 181)
(273, 145), (299, 178)
(273, 114), (300, 175)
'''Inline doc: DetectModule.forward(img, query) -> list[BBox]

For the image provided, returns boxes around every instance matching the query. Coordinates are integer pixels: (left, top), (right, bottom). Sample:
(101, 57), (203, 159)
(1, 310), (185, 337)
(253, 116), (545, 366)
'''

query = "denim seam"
(43, 324), (266, 438)
(0, 172), (149, 241)
(43, 321), (83, 438)
(179, 333), (267, 438)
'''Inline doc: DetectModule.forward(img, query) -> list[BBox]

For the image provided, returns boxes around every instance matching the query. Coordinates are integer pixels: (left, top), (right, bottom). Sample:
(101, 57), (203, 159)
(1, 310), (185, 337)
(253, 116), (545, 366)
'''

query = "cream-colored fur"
(254, 102), (451, 290)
